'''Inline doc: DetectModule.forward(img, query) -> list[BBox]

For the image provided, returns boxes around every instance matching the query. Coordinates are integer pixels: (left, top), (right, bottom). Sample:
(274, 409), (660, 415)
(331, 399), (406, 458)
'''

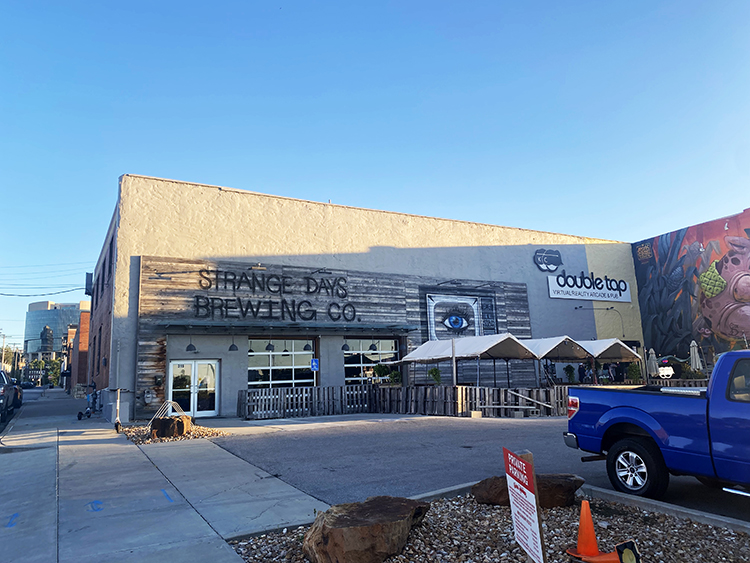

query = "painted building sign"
(547, 270), (632, 303)
(138, 258), (530, 343)
(533, 249), (563, 272)
(194, 268), (355, 322)
(632, 208), (750, 357)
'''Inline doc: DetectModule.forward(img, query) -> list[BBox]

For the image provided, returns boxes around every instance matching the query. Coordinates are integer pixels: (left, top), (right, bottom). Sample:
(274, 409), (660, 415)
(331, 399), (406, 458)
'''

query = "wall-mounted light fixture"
(303, 342), (312, 351)
(341, 338), (350, 351)
(228, 335), (238, 352)
(265, 338), (275, 351)
(573, 305), (625, 338)
(186, 336), (196, 352)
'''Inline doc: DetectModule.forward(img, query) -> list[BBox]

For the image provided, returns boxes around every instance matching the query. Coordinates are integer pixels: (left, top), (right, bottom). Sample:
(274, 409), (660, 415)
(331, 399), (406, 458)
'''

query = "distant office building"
(24, 301), (91, 362)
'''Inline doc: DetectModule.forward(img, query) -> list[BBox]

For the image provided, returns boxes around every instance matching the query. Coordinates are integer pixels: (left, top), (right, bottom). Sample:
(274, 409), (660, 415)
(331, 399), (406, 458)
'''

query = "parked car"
(20, 381), (34, 389)
(10, 379), (22, 408)
(564, 350), (750, 499)
(0, 371), (17, 423)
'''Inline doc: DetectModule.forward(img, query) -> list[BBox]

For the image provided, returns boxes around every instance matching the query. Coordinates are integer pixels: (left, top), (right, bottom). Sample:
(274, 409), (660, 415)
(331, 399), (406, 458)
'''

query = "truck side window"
(728, 359), (750, 403)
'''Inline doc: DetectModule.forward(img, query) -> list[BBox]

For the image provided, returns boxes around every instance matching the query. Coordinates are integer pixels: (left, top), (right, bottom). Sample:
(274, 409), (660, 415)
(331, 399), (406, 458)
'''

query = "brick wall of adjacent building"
(71, 311), (90, 388)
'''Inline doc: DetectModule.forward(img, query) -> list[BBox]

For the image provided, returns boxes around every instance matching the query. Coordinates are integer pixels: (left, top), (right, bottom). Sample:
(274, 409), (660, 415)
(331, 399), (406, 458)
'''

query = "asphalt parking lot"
(212, 415), (750, 521)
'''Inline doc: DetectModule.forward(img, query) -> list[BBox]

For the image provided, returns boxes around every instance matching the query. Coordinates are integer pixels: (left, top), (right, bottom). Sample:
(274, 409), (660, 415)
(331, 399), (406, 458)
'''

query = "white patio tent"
(522, 336), (589, 362)
(394, 333), (640, 387)
(398, 333), (537, 386)
(576, 338), (641, 362)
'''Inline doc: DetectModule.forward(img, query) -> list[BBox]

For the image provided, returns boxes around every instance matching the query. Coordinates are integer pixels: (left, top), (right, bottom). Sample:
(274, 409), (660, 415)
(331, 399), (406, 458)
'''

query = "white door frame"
(168, 359), (219, 417)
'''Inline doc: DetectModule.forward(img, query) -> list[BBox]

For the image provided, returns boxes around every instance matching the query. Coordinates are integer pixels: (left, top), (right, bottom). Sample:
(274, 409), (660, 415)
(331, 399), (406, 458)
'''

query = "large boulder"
(472, 474), (585, 508)
(302, 496), (430, 563)
(150, 415), (192, 439)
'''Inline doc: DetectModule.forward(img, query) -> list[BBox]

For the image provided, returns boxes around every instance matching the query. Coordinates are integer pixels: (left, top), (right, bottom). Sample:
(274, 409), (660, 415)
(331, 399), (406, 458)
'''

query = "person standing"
(577, 363), (586, 383)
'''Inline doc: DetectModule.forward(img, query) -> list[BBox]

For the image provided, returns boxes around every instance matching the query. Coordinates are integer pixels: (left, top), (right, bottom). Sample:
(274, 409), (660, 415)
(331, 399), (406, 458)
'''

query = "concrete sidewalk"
(0, 390), (327, 563)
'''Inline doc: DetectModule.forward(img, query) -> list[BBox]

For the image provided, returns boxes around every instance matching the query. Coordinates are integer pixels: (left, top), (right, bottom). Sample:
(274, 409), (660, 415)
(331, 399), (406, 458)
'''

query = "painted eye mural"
(426, 294), (481, 340)
(442, 312), (469, 331)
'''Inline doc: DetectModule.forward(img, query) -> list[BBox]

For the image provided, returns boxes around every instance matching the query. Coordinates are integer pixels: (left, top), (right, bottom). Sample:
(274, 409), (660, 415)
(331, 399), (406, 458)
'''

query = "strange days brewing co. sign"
(503, 447), (547, 563)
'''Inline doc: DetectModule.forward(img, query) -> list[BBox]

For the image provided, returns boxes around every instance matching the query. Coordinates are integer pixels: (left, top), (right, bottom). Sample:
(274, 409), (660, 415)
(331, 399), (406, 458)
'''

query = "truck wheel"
(606, 438), (669, 499)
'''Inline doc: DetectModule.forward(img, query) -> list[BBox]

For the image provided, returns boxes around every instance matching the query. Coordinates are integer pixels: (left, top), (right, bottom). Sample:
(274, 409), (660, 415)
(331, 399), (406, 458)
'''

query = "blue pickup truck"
(564, 350), (750, 499)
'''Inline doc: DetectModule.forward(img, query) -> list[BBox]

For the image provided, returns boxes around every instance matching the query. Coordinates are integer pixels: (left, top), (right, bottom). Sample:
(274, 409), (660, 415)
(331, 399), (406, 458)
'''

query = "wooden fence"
(238, 385), (378, 420)
(238, 384), (570, 420)
(653, 378), (709, 388)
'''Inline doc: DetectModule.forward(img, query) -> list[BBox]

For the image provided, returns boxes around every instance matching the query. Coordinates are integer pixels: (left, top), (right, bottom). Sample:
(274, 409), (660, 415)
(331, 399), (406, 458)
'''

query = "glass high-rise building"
(24, 301), (91, 355)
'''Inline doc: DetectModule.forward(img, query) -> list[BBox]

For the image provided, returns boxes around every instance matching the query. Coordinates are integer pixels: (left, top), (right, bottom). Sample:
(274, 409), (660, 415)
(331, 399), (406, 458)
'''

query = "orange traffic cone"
(566, 500), (605, 559)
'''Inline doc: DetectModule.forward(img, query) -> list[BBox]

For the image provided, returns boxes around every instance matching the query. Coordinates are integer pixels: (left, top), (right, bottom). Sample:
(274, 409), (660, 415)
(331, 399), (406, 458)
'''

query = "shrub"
(563, 364), (575, 383)
(428, 367), (441, 385)
(626, 362), (642, 383)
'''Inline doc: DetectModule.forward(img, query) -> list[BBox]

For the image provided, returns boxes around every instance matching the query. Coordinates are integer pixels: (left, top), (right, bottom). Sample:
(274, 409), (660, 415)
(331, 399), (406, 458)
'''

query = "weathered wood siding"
(136, 256), (534, 418)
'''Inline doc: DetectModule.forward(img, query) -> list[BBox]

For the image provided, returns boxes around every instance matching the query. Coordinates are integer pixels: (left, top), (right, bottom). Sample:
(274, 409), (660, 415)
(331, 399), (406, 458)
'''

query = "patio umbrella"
(690, 341), (703, 372)
(647, 349), (659, 377)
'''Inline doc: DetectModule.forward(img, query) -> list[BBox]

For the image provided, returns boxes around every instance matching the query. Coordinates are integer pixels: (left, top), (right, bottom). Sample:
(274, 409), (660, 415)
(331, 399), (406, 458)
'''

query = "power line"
(0, 261), (94, 269)
(0, 284), (82, 288)
(0, 268), (91, 278)
(0, 288), (86, 297)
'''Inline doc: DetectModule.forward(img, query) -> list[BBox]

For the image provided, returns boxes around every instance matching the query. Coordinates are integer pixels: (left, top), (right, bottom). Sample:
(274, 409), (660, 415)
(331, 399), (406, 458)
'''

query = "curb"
(410, 481), (479, 502)
(409, 481), (750, 536)
(579, 484), (750, 535)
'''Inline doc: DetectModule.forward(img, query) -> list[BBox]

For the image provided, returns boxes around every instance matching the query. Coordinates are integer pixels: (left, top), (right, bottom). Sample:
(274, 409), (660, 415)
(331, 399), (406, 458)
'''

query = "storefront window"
(248, 339), (315, 388)
(345, 339), (399, 384)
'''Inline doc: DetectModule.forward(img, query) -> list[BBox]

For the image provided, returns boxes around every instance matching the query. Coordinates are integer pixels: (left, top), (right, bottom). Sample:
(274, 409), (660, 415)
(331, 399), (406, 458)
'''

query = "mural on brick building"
(633, 208), (750, 359)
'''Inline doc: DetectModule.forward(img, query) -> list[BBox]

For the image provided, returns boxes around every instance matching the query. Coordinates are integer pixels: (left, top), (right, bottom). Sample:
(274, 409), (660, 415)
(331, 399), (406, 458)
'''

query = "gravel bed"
(122, 424), (230, 445)
(229, 494), (750, 563)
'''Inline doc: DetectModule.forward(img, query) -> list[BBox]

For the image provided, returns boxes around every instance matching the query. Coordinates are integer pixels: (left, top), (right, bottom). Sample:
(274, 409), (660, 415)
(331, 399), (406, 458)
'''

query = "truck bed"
(568, 384), (714, 478)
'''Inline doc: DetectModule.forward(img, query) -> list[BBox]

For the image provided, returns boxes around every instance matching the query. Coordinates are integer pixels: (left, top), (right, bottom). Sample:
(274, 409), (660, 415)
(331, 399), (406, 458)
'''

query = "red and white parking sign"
(503, 448), (546, 563)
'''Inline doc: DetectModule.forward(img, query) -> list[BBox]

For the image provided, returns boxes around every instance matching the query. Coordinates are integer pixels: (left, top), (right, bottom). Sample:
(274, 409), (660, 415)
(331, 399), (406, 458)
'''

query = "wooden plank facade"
(136, 256), (535, 419)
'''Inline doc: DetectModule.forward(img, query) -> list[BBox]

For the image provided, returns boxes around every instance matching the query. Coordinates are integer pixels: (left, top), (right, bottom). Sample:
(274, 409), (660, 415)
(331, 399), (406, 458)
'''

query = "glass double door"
(169, 360), (219, 417)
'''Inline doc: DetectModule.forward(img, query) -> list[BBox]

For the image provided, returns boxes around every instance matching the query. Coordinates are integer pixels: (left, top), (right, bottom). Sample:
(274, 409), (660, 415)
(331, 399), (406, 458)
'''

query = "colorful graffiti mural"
(632, 208), (750, 359)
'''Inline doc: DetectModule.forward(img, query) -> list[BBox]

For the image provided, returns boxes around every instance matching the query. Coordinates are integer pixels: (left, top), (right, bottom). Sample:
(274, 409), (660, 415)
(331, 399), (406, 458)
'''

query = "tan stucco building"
(90, 175), (643, 421)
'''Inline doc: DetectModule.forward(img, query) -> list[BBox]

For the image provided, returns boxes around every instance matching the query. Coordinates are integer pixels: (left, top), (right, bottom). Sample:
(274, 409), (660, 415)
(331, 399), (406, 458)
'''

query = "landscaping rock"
(302, 496), (430, 563)
(150, 415), (193, 439)
(472, 474), (585, 508)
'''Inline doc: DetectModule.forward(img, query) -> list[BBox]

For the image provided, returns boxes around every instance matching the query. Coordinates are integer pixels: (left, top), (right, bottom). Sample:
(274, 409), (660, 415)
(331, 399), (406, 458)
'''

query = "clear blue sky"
(1, 1), (749, 347)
